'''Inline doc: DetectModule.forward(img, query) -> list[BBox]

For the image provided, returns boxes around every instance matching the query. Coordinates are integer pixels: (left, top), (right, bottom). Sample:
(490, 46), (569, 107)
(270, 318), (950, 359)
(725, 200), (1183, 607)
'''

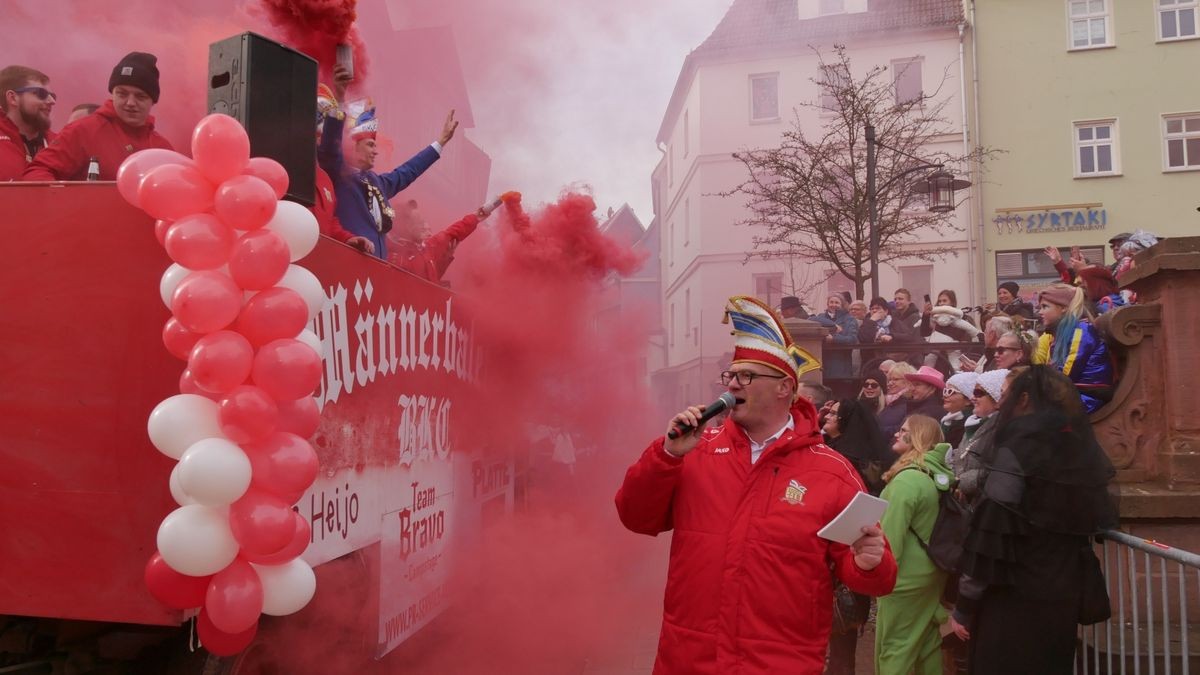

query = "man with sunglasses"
(0, 65), (57, 180)
(24, 52), (172, 182)
(616, 295), (897, 675)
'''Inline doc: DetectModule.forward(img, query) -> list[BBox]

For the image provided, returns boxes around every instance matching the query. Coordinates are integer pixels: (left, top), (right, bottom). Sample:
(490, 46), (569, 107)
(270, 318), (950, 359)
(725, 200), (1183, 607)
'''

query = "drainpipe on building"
(970, 0), (987, 304)
(958, 21), (975, 306)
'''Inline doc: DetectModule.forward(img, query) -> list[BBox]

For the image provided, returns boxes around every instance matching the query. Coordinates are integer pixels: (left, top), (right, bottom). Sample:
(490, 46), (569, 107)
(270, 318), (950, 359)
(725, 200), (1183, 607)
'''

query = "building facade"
(973, 0), (1200, 297)
(652, 0), (976, 409)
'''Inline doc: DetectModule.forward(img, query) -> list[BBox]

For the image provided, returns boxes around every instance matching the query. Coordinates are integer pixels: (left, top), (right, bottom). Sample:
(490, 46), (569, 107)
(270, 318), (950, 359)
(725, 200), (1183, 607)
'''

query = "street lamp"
(865, 124), (971, 298)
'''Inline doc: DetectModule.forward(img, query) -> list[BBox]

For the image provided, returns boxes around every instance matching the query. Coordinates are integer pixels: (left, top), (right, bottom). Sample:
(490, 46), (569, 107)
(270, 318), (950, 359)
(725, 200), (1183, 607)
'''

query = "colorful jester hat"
(723, 295), (821, 384)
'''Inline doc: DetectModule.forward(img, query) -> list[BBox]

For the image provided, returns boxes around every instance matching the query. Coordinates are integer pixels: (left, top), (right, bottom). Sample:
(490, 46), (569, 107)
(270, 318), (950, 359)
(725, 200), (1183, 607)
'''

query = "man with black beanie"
(24, 51), (172, 181)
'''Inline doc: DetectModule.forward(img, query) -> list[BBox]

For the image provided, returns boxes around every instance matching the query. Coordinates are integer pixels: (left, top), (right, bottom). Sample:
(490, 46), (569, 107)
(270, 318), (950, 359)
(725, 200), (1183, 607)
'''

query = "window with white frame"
(892, 58), (923, 105)
(754, 274), (784, 310)
(819, 63), (851, 114)
(819, 0), (845, 14)
(749, 73), (779, 122)
(1159, 0), (1199, 40)
(1074, 120), (1120, 176)
(1067, 0), (1112, 49)
(1164, 113), (1200, 170)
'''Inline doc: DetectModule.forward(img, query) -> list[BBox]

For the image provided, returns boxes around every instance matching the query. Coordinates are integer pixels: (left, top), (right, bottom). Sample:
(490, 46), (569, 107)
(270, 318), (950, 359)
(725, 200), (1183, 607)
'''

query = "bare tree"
(720, 45), (996, 299)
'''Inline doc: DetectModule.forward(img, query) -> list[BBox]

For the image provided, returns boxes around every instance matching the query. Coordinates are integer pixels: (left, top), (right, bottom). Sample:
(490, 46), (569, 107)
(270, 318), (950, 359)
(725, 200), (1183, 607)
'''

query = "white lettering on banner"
(313, 280), (485, 408)
(472, 459), (511, 500)
(396, 394), (452, 467)
(382, 584), (444, 646)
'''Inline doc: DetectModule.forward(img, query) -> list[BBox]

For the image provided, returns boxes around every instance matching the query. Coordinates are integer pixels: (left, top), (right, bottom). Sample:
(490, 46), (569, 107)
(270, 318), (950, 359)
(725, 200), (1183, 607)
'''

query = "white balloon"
(253, 559), (317, 616)
(295, 329), (323, 357)
(168, 464), (198, 506)
(277, 265), (326, 321)
(266, 201), (320, 262)
(147, 395), (224, 460)
(177, 438), (252, 507)
(157, 505), (240, 576)
(159, 264), (193, 309)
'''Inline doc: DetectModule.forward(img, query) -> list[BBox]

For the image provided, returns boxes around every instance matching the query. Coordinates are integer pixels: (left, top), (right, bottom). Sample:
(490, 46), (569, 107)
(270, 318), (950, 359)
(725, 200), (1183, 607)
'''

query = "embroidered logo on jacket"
(782, 479), (807, 505)
(712, 447), (730, 454)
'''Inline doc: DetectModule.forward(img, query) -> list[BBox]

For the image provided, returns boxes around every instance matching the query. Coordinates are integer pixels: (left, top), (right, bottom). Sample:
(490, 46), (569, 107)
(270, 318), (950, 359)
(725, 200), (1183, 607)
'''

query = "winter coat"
(0, 114), (54, 181)
(814, 309), (859, 378)
(387, 213), (480, 283)
(877, 398), (908, 440)
(888, 304), (923, 344)
(317, 113), (440, 260)
(615, 401), (898, 675)
(950, 414), (998, 502)
(905, 393), (945, 422)
(996, 299), (1036, 322)
(23, 100), (172, 181)
(940, 408), (972, 450)
(876, 444), (953, 675)
(1034, 322), (1114, 413)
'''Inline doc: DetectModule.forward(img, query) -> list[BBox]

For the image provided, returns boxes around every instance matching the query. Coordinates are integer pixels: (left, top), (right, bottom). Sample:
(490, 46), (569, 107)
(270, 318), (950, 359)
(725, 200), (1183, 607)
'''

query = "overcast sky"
(390, 0), (736, 227)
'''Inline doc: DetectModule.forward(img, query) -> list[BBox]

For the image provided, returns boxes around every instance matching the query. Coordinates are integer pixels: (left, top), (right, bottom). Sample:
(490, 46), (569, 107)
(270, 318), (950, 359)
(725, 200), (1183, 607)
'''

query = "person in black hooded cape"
(948, 366), (1117, 675)
(822, 398), (893, 496)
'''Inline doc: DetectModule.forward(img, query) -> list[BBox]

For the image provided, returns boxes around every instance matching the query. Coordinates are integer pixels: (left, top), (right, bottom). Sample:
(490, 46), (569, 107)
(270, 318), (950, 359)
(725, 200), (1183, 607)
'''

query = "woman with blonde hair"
(876, 415), (953, 675)
(1034, 283), (1113, 413)
(876, 362), (916, 440)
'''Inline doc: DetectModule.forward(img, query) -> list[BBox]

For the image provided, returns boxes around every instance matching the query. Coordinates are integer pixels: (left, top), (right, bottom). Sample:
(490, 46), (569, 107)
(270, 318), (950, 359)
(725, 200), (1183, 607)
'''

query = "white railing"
(1077, 530), (1200, 675)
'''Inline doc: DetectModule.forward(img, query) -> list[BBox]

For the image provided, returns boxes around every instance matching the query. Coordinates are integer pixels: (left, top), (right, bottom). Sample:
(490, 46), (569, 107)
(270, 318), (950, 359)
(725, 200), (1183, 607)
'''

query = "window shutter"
(996, 252), (1024, 278)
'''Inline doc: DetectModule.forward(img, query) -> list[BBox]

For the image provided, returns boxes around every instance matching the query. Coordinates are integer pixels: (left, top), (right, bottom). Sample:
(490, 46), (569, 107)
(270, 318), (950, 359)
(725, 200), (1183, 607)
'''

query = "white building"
(652, 0), (977, 407)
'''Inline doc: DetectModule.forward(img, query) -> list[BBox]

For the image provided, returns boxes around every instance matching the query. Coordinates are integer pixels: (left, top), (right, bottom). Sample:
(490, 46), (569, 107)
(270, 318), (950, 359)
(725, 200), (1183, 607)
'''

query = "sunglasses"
(862, 381), (881, 389)
(13, 86), (56, 101)
(973, 388), (993, 399)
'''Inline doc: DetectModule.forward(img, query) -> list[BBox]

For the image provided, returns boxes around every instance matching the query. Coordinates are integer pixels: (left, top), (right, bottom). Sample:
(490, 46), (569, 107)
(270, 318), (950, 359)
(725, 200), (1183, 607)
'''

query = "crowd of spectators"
(3, 55), (487, 286)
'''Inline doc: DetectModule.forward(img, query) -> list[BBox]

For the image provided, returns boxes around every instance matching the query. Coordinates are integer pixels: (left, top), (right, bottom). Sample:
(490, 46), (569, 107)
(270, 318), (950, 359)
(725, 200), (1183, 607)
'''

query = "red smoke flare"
(256, 0), (370, 83)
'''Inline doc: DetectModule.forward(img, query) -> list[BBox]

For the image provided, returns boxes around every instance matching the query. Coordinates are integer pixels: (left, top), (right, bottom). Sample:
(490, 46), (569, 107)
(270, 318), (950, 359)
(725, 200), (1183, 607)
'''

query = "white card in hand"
(817, 492), (889, 545)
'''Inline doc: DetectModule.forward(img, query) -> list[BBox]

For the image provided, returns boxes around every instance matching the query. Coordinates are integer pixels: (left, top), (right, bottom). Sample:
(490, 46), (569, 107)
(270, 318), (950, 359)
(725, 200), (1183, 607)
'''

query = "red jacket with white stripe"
(615, 400), (897, 675)
(0, 114), (54, 181)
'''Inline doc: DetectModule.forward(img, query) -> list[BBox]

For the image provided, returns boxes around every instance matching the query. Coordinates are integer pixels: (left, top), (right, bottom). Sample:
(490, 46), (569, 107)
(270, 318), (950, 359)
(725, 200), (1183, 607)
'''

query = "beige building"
(652, 0), (975, 407)
(974, 0), (1200, 299)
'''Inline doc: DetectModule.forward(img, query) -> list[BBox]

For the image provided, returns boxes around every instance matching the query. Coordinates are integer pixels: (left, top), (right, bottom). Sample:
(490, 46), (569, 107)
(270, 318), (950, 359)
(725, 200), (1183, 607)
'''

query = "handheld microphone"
(667, 392), (740, 440)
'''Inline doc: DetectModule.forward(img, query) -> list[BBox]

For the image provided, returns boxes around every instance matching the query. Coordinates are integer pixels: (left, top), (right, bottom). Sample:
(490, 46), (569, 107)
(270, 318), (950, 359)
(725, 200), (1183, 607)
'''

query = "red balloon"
(197, 606), (258, 657)
(188, 330), (254, 394)
(214, 175), (278, 231)
(145, 552), (212, 610)
(218, 385), (279, 443)
(163, 317), (202, 361)
(139, 163), (215, 221)
(230, 488), (297, 556)
(171, 271), (242, 334)
(276, 396), (320, 438)
(243, 157), (289, 200)
(242, 512), (310, 565)
(228, 229), (290, 290)
(180, 369), (222, 401)
(243, 432), (319, 501)
(251, 338), (322, 401)
(117, 148), (193, 207)
(193, 114), (251, 185)
(236, 288), (309, 348)
(205, 559), (263, 634)
(164, 214), (235, 270)
(154, 219), (173, 246)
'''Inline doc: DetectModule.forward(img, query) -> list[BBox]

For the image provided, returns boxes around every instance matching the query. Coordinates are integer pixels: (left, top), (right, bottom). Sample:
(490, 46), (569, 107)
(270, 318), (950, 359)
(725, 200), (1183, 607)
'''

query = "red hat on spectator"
(1076, 266), (1118, 301)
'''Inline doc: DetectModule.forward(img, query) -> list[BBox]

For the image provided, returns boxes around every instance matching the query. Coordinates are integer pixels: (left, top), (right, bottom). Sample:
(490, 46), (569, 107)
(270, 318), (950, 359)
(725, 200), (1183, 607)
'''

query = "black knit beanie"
(998, 281), (1020, 297)
(109, 52), (160, 103)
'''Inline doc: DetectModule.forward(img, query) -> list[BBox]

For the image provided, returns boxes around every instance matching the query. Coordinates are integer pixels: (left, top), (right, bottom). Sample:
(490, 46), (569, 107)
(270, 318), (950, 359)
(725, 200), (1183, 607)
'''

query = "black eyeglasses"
(862, 381), (881, 389)
(720, 370), (786, 386)
(13, 86), (56, 101)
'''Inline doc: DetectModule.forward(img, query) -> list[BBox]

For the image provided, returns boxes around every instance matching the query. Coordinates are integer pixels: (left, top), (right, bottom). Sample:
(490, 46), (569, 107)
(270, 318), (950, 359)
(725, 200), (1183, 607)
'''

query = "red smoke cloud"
(255, 0), (371, 82)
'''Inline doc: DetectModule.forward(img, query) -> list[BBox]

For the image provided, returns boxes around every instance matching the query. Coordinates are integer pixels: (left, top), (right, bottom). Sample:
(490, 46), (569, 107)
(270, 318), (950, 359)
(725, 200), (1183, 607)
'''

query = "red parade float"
(0, 179), (518, 672)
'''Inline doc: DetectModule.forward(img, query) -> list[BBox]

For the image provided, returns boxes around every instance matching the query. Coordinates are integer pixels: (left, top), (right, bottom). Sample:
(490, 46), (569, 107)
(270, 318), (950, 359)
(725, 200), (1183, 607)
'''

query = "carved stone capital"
(1094, 303), (1162, 347)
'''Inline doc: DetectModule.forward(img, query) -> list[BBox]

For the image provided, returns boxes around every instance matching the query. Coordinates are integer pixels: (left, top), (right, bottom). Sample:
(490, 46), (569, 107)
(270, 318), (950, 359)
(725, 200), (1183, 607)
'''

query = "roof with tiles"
(656, 0), (965, 142)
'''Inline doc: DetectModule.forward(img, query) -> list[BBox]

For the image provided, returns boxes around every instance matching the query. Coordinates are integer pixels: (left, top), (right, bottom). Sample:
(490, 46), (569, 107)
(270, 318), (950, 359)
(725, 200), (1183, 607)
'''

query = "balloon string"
(189, 616), (198, 652)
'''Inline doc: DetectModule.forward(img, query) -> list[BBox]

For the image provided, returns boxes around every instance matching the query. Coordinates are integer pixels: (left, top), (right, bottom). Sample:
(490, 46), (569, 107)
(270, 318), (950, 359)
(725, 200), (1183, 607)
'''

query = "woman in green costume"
(875, 414), (953, 675)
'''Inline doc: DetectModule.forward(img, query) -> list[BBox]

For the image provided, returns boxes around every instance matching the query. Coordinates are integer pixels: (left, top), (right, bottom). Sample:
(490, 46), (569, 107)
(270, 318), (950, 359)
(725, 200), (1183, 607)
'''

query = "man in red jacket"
(24, 52), (172, 181)
(0, 65), (57, 180)
(616, 295), (897, 674)
(386, 198), (496, 284)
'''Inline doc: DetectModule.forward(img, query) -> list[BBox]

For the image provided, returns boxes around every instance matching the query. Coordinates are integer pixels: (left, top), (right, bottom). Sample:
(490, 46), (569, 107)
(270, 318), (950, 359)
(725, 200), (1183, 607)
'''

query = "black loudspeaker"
(208, 32), (317, 205)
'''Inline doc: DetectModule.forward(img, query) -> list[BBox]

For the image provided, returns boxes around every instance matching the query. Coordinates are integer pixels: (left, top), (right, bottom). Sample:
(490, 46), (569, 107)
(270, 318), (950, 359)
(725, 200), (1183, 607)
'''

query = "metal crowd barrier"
(1077, 530), (1200, 675)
